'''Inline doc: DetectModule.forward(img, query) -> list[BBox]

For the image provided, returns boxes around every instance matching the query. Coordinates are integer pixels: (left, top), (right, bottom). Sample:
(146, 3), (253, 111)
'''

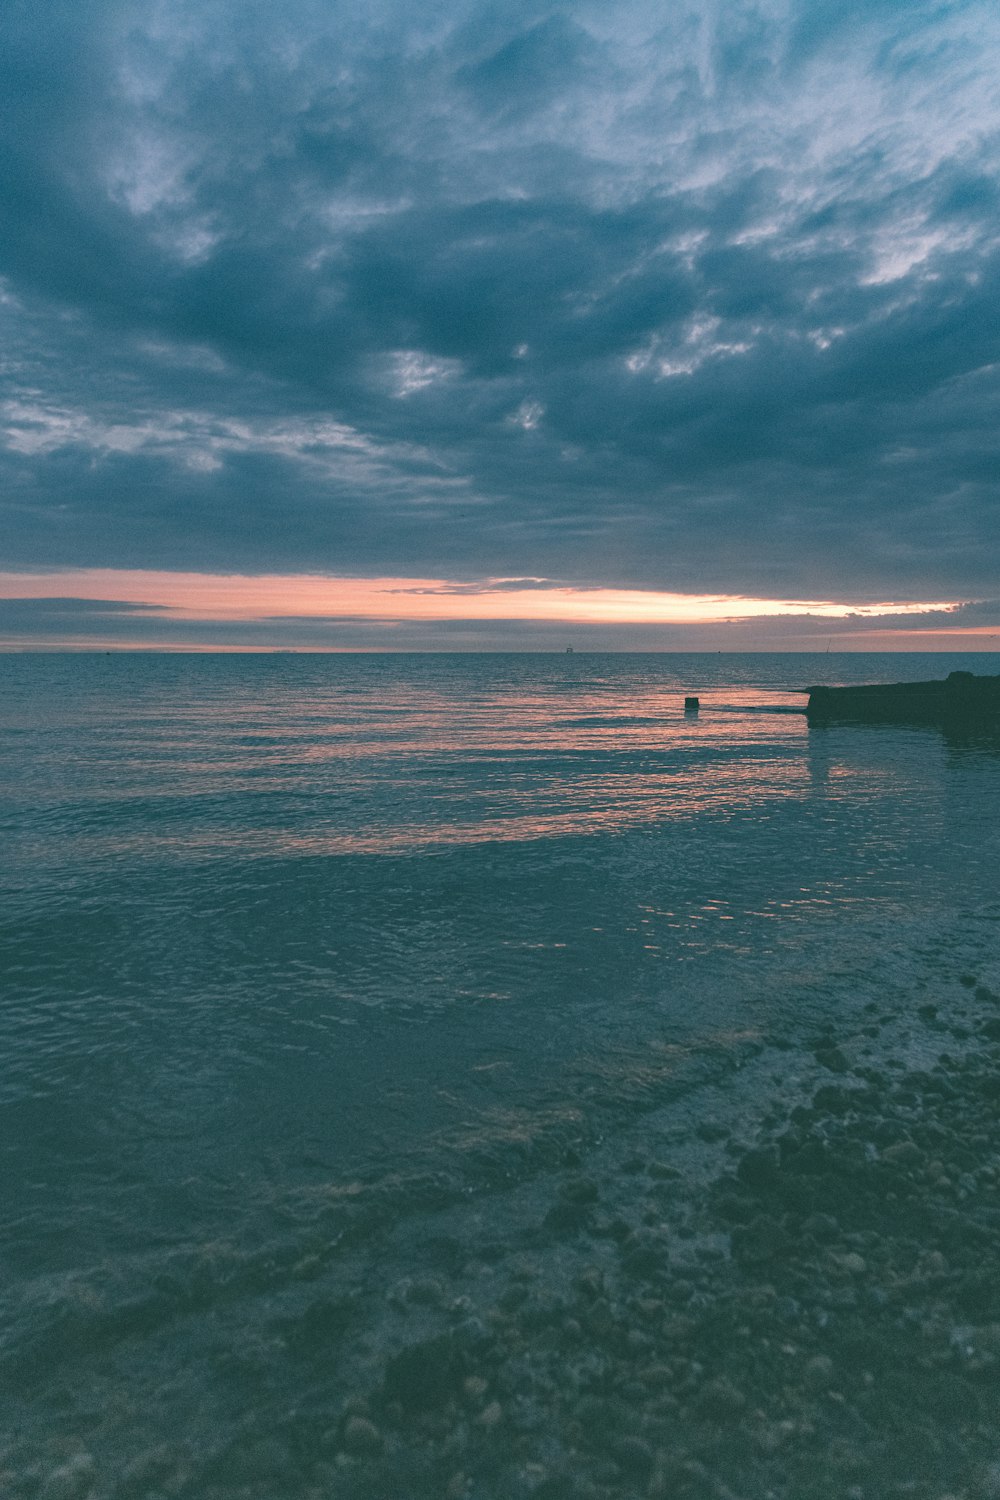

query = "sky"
(1, 0), (998, 650)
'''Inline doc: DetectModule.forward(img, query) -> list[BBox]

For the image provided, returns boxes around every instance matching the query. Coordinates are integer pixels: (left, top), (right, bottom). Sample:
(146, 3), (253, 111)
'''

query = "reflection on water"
(2, 652), (1000, 1490)
(0, 659), (905, 870)
(3, 656), (997, 1095)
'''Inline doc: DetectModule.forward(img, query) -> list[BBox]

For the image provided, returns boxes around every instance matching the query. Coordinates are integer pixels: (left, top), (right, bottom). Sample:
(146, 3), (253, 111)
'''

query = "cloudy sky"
(2, 0), (999, 649)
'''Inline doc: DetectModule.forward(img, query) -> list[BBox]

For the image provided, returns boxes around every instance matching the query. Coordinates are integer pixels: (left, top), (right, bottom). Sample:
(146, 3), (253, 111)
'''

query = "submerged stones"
(38, 1455), (95, 1500)
(8, 977), (1000, 1500)
(382, 1334), (464, 1412)
(341, 1416), (383, 1457)
(544, 1176), (601, 1230)
(332, 982), (1000, 1498)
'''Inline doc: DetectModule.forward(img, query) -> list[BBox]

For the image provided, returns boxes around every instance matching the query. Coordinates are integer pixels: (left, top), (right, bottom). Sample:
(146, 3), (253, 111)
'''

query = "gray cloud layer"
(3, 595), (998, 655)
(1, 0), (999, 605)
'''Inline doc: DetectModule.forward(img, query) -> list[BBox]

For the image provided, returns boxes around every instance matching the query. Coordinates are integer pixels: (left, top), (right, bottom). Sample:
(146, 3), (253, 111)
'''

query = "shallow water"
(2, 651), (999, 1488)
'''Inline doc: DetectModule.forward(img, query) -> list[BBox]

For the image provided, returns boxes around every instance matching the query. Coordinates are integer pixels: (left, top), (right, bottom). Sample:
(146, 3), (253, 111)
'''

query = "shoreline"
(9, 966), (1000, 1500)
(324, 972), (1000, 1500)
(320, 966), (1000, 1494)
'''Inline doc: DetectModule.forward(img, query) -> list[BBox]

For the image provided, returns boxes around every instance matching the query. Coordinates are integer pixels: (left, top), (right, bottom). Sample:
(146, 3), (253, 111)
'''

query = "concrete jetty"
(805, 670), (1000, 725)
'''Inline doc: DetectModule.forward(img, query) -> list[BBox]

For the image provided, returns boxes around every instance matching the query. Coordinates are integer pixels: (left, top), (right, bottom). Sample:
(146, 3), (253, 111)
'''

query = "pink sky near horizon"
(0, 568), (971, 621)
(1, 569), (997, 650)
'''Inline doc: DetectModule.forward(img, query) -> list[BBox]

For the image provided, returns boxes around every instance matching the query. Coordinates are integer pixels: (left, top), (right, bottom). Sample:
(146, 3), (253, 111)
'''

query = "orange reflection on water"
(33, 675), (843, 863)
(73, 752), (813, 862)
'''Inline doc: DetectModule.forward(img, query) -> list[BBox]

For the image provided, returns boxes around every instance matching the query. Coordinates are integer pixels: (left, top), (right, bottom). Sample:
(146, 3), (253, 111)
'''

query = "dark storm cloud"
(1, 0), (999, 607)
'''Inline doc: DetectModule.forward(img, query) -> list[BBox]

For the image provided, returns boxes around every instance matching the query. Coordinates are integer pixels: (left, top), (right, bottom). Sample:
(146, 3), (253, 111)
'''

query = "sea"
(2, 650), (1000, 1493)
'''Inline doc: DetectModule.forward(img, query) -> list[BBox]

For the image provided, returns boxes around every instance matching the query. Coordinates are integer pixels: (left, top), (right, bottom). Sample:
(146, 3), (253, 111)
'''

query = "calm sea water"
(2, 651), (1000, 1480)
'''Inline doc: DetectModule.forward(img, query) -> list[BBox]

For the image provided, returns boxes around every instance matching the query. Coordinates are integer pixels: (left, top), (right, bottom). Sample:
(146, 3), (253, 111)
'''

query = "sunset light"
(0, 570), (969, 631)
(4, 2), (1000, 1493)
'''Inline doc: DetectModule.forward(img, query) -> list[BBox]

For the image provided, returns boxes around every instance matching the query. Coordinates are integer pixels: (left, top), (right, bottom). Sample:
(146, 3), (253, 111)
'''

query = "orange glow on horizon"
(0, 569), (971, 627)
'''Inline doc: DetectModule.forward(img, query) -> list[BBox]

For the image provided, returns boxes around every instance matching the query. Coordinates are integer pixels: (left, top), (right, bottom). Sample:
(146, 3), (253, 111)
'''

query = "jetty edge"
(805, 669), (1000, 725)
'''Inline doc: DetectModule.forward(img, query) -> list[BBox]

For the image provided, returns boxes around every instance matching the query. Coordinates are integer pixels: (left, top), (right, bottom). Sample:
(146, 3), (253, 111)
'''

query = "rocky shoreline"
(10, 971), (1000, 1500)
(317, 976), (1000, 1500)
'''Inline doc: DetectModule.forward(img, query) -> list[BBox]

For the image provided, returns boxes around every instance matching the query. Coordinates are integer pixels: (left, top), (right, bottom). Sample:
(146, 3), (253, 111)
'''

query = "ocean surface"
(3, 650), (1000, 1493)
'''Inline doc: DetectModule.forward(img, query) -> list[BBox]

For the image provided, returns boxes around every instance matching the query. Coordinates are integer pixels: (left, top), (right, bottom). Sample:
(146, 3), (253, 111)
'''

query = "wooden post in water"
(684, 696), (699, 713)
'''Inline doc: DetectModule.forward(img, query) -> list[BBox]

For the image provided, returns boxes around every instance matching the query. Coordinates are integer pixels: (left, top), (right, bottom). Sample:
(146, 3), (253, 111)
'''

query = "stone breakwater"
(805, 671), (1000, 727)
(7, 975), (1000, 1500)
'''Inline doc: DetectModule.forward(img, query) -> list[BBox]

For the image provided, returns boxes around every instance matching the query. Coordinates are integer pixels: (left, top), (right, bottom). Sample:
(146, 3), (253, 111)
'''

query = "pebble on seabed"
(341, 1416), (383, 1456)
(39, 1454), (95, 1500)
(9, 979), (1000, 1500)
